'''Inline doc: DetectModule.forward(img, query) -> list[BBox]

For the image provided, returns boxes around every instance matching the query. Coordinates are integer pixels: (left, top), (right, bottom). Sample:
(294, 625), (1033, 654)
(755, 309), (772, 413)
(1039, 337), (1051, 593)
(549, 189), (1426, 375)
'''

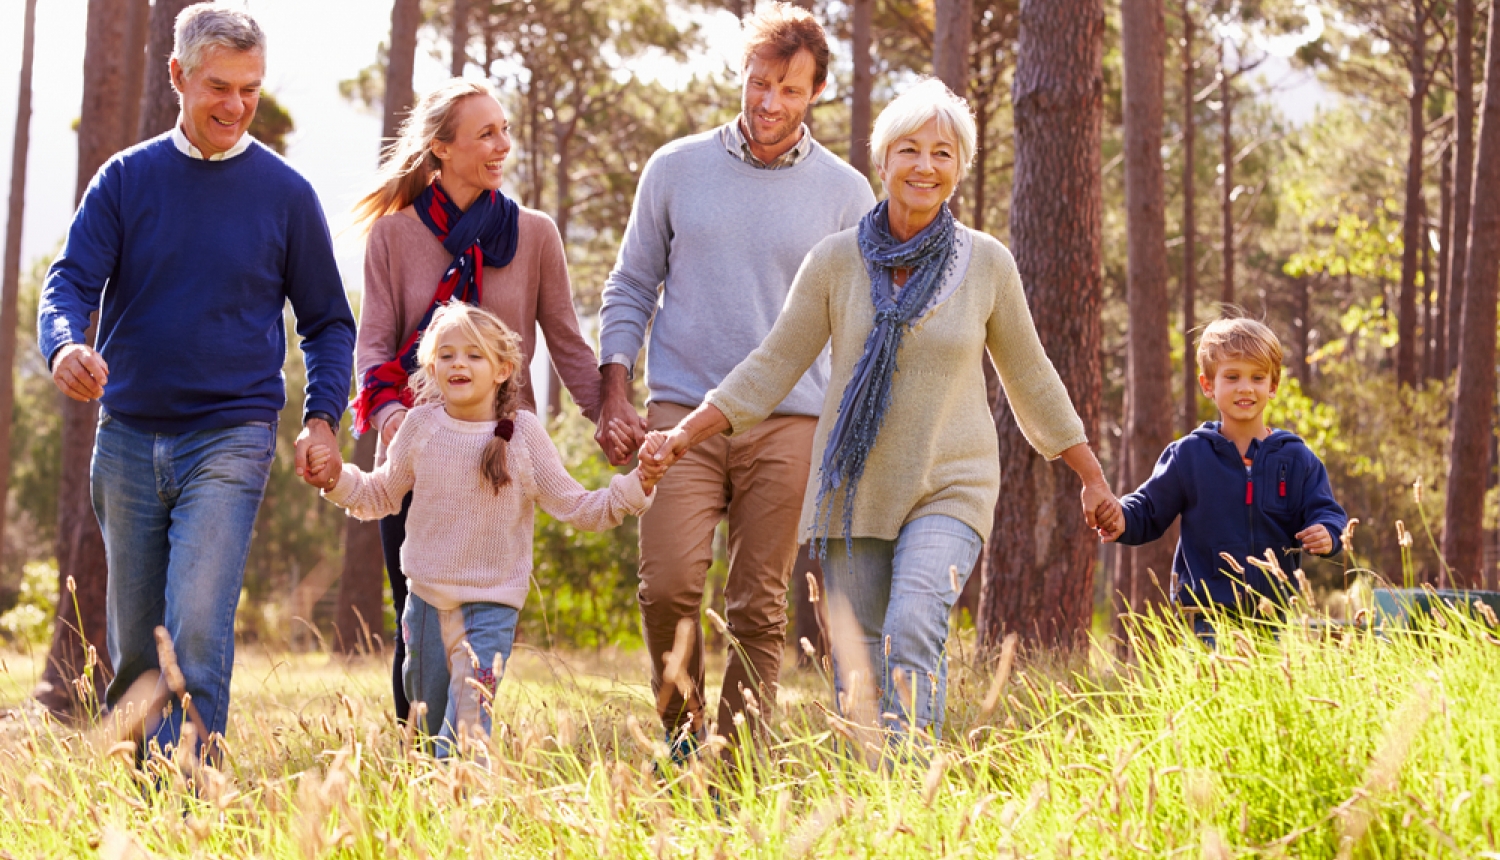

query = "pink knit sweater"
(358, 205), (603, 448)
(324, 405), (651, 611)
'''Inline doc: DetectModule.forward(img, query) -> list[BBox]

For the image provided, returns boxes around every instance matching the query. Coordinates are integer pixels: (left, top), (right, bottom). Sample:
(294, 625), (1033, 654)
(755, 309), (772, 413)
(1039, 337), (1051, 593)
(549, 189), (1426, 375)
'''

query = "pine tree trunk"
(138, 0), (202, 141)
(1181, 0), (1198, 433)
(849, 0), (873, 177)
(1435, 144), (1451, 379)
(935, 0), (973, 219)
(1396, 13), (1429, 389)
(385, 0), (420, 136)
(1442, 0), (1500, 589)
(120, 0), (150, 146)
(1219, 43), (1234, 307)
(451, 0), (471, 76)
(1117, 0), (1175, 631)
(0, 0), (38, 574)
(36, 0), (131, 718)
(979, 0), (1104, 650)
(1446, 0), (1475, 376)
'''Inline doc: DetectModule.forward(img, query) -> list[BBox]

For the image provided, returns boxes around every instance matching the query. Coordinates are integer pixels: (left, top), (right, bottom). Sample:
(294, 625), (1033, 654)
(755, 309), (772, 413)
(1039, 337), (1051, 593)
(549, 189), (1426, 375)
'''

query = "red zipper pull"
(1279, 480), (1286, 498)
(1246, 479), (1253, 505)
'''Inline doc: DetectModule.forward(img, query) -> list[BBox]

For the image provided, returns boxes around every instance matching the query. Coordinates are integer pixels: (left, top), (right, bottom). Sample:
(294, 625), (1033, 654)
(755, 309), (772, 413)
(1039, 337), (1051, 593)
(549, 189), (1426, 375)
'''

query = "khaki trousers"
(638, 401), (815, 739)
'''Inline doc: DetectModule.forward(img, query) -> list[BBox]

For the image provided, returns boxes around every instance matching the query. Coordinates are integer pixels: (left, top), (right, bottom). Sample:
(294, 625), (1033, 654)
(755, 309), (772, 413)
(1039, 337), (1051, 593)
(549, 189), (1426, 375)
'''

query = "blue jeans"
(94, 413), (275, 757)
(822, 515), (982, 739)
(402, 593), (518, 758)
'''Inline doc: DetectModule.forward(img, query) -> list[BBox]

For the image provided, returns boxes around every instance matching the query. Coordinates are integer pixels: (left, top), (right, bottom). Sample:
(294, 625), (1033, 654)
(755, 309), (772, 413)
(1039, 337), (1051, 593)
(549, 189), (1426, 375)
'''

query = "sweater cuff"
(322, 465), (357, 505)
(619, 469), (654, 515)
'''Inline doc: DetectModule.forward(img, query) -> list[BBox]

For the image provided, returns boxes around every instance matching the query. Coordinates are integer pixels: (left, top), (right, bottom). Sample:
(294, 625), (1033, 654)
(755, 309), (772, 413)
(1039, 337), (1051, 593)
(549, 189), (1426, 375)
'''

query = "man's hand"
(51, 344), (109, 402)
(1296, 524), (1333, 556)
(379, 409), (407, 447)
(594, 364), (647, 466)
(304, 443), (343, 491)
(296, 417), (339, 487)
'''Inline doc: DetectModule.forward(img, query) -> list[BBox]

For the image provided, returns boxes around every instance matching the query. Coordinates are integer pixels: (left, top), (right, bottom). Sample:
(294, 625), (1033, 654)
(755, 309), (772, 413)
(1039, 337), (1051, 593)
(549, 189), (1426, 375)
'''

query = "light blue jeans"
(94, 413), (275, 757)
(402, 593), (518, 758)
(822, 515), (982, 739)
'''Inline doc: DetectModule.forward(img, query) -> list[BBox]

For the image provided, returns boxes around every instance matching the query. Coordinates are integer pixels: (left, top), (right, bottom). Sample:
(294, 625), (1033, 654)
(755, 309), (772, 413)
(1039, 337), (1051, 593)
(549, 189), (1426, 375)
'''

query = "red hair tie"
(495, 418), (514, 441)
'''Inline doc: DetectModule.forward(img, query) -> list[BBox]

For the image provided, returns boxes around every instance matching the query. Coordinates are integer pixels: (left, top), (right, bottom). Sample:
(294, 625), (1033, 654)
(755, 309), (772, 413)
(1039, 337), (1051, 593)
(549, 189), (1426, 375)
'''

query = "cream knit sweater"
(706, 226), (1087, 543)
(325, 405), (651, 610)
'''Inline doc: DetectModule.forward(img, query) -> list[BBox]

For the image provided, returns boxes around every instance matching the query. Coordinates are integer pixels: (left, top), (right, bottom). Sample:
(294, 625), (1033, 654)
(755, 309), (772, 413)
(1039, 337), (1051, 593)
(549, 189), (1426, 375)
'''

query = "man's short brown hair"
(1196, 317), (1285, 387)
(742, 2), (831, 89)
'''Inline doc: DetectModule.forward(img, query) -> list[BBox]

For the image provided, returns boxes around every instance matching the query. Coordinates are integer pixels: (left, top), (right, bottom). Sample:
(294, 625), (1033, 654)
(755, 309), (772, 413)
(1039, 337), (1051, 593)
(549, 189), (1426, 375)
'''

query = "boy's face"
(1199, 359), (1278, 427)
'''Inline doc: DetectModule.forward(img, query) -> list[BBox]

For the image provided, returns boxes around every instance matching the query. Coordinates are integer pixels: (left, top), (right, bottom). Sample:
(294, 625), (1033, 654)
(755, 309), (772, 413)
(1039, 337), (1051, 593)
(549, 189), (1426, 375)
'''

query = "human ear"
(1198, 373), (1212, 397)
(169, 58), (185, 95)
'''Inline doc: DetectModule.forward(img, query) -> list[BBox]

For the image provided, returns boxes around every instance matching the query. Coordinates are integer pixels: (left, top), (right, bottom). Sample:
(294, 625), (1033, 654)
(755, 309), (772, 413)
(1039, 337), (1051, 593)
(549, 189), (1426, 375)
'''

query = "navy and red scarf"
(351, 182), (520, 435)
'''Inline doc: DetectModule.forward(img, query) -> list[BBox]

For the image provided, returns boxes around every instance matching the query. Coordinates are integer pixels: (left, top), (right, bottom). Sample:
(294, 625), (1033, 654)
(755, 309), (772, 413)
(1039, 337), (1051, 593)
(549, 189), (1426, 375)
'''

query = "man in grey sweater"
(597, 2), (874, 752)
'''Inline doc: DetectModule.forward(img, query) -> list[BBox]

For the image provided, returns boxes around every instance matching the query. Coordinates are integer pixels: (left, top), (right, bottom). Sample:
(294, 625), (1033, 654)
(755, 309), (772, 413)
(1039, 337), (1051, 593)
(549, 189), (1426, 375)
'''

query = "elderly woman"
(644, 79), (1119, 738)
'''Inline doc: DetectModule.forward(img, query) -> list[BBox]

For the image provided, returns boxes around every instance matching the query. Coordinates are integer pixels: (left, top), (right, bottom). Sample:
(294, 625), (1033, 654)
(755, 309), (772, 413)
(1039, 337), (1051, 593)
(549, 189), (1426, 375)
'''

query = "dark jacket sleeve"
(38, 159), (123, 366)
(284, 181), (356, 424)
(1118, 442), (1188, 547)
(1298, 452), (1347, 556)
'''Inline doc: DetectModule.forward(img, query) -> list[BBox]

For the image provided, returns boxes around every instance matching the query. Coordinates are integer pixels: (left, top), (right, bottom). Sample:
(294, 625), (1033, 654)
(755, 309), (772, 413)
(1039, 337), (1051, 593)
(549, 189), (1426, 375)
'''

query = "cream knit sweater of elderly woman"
(705, 225), (1087, 544)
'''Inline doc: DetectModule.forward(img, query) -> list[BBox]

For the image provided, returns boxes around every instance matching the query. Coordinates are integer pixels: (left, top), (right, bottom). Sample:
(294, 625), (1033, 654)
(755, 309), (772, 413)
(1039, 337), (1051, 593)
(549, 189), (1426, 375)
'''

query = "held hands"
(1082, 482), (1124, 542)
(633, 430), (685, 493)
(51, 344), (109, 402)
(302, 443), (343, 491)
(1296, 524), (1333, 556)
(295, 417), (340, 490)
(594, 388), (648, 466)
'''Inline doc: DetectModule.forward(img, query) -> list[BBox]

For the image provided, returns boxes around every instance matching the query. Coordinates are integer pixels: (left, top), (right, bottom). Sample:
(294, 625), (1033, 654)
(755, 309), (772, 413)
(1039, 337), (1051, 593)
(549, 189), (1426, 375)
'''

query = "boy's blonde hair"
(411, 303), (524, 493)
(1196, 317), (1284, 387)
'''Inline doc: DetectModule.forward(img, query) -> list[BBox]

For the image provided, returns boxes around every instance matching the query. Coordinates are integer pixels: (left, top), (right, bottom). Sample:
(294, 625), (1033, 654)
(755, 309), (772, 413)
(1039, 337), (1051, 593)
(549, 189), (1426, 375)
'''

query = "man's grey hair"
(869, 78), (977, 187)
(173, 3), (265, 78)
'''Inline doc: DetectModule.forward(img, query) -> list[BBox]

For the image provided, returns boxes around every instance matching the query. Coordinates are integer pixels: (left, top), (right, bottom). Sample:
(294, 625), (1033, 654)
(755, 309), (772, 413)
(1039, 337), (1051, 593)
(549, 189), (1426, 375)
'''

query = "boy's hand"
(303, 443), (342, 491)
(1296, 524), (1333, 556)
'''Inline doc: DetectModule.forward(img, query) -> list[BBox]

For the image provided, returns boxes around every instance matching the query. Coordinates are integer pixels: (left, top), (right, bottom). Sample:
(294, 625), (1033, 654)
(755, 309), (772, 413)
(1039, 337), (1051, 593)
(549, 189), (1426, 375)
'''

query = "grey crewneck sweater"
(599, 126), (875, 415)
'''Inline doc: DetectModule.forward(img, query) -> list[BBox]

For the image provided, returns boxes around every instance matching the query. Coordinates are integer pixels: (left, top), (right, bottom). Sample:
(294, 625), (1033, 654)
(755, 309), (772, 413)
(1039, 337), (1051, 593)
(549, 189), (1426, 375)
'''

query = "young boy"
(1104, 318), (1347, 617)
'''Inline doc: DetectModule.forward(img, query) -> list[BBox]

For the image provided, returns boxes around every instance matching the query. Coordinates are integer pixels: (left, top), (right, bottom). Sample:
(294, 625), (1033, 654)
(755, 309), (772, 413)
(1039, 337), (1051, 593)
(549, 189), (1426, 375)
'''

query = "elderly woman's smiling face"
(877, 117), (960, 239)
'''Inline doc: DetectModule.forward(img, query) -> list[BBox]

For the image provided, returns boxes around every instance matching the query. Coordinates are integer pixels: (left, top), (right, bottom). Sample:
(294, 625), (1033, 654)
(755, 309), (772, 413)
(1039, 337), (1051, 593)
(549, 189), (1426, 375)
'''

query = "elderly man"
(597, 2), (875, 752)
(38, 3), (354, 758)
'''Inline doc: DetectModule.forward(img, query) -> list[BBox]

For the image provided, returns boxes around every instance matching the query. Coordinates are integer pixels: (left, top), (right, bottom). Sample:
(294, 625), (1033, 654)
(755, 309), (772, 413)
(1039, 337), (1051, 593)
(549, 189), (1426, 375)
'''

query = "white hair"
(173, 3), (265, 78)
(869, 78), (977, 186)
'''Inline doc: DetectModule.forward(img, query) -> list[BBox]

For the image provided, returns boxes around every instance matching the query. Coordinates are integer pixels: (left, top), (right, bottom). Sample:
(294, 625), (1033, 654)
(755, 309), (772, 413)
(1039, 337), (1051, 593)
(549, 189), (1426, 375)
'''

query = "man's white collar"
(171, 120), (252, 161)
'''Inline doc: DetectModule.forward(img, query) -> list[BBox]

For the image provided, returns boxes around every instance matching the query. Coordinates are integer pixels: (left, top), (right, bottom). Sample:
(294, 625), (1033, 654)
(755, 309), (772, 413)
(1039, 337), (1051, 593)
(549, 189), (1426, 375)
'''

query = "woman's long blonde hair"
(351, 79), (502, 233)
(410, 303), (525, 493)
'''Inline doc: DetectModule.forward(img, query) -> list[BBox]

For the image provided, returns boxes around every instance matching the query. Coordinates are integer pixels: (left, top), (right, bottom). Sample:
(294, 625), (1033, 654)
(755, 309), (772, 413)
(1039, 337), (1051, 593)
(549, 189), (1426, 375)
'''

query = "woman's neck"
(439, 177), (482, 212)
(886, 201), (939, 243)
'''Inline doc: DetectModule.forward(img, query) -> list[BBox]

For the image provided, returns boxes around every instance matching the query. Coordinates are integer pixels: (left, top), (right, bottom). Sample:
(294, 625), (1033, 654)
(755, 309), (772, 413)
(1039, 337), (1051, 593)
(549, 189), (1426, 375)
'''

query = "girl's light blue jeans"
(822, 514), (982, 739)
(402, 593), (518, 758)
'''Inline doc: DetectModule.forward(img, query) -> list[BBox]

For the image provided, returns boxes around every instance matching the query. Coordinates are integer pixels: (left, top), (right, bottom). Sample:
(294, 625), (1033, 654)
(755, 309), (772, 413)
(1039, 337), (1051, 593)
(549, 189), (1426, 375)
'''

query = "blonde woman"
(347, 79), (605, 724)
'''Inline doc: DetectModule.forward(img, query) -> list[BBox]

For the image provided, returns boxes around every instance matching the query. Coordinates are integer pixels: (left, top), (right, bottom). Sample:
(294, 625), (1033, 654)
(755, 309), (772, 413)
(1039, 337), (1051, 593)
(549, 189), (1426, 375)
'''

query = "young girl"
(306, 303), (660, 758)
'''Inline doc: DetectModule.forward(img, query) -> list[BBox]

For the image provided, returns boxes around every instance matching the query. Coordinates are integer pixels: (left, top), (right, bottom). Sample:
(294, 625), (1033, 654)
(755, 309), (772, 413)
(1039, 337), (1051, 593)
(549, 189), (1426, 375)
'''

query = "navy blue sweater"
(38, 135), (355, 434)
(1116, 423), (1347, 608)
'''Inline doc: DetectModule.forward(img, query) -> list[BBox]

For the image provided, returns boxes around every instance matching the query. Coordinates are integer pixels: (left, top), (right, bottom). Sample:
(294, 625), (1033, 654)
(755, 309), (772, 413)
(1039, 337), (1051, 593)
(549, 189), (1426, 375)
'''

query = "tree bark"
(979, 0), (1104, 650)
(1434, 142), (1451, 380)
(1181, 0), (1198, 433)
(1117, 0), (1175, 631)
(1443, 0), (1500, 589)
(138, 0), (201, 141)
(120, 0), (150, 147)
(385, 0), (421, 138)
(36, 0), (131, 718)
(1446, 0), (1475, 376)
(451, 0), (471, 76)
(850, 0), (873, 177)
(0, 0), (38, 574)
(1396, 5), (1430, 389)
(935, 0), (973, 219)
(1219, 41), (1234, 307)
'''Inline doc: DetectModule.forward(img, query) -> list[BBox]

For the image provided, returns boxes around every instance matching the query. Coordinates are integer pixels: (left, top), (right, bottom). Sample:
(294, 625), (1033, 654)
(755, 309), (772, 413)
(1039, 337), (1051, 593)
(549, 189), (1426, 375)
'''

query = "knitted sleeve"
(323, 406), (427, 519)
(356, 215), (410, 433)
(598, 150), (673, 366)
(532, 214), (605, 422)
(516, 412), (651, 529)
(981, 238), (1088, 460)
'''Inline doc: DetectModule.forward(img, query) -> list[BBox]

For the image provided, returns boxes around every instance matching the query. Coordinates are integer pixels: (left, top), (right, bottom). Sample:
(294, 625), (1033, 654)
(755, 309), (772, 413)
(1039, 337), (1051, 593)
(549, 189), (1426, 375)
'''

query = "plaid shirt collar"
(722, 114), (813, 169)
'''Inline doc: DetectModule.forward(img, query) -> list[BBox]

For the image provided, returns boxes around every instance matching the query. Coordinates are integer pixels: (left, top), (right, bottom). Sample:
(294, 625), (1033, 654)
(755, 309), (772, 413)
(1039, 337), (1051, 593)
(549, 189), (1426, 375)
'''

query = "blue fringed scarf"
(814, 201), (957, 556)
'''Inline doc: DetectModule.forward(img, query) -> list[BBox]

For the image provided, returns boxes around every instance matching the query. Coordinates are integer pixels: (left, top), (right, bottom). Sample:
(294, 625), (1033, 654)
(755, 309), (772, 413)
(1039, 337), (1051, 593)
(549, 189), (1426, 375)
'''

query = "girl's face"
(431, 94), (511, 210)
(430, 326), (512, 422)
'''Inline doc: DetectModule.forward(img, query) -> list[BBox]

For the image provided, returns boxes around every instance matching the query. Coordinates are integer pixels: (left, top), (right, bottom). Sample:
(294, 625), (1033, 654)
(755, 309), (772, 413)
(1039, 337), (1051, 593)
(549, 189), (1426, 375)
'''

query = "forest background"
(0, 0), (1497, 712)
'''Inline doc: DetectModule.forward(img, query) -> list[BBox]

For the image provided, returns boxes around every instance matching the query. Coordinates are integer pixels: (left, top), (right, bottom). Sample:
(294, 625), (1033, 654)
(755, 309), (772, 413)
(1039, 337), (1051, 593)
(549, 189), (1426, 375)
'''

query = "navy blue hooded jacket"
(1116, 423), (1347, 608)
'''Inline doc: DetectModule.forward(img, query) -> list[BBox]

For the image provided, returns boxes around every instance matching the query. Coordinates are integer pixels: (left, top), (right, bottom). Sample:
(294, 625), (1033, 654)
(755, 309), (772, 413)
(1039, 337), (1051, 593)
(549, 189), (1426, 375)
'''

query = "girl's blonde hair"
(411, 303), (524, 493)
(351, 78), (502, 233)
